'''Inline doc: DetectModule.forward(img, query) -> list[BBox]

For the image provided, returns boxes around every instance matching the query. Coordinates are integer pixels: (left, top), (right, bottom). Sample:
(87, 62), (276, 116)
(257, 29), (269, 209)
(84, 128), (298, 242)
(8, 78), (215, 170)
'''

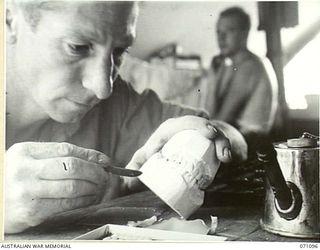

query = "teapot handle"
(257, 142), (302, 220)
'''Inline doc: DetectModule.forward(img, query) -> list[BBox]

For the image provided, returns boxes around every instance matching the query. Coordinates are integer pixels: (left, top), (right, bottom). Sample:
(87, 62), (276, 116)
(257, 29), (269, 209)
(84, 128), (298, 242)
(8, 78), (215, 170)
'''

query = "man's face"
(216, 16), (247, 57)
(12, 2), (137, 123)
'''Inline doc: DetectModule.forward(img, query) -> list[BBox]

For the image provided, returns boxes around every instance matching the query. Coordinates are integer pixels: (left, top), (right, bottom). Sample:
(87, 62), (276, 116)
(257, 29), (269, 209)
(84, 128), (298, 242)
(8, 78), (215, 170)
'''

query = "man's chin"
(221, 48), (238, 58)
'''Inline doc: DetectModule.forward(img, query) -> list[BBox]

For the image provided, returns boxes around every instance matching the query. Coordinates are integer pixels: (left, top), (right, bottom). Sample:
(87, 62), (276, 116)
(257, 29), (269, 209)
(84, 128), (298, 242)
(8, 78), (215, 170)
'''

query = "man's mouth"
(66, 98), (97, 110)
(219, 43), (227, 49)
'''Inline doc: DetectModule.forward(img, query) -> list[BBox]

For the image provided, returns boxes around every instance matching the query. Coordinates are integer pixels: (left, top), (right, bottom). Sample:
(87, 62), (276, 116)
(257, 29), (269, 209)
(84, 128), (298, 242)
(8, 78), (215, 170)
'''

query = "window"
(282, 1), (320, 110)
(284, 33), (320, 109)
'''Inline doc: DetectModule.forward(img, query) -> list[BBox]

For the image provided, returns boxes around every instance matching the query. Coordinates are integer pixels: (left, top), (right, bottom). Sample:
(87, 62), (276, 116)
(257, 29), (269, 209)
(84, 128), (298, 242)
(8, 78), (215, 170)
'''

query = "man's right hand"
(5, 142), (110, 234)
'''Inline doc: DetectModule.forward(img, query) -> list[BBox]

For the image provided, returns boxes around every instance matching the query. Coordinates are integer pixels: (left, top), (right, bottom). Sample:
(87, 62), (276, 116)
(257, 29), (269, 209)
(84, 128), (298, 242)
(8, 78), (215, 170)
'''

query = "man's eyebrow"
(62, 29), (101, 43)
(64, 28), (135, 47)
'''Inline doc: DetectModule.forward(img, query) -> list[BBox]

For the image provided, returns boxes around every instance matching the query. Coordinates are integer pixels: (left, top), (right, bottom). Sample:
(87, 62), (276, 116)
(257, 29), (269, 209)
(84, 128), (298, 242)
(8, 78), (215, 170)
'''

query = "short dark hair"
(219, 7), (251, 31)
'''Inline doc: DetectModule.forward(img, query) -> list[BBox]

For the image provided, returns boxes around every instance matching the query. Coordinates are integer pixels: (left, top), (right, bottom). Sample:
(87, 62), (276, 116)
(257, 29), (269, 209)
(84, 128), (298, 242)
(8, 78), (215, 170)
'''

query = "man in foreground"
(5, 1), (247, 234)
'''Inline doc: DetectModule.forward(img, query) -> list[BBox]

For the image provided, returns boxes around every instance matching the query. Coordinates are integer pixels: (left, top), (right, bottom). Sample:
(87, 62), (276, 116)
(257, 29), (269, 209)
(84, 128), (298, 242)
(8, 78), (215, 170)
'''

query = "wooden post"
(258, 2), (298, 139)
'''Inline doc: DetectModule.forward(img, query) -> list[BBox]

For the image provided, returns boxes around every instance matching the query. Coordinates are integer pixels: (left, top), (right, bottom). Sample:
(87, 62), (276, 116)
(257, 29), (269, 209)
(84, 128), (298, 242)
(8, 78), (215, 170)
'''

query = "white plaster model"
(139, 130), (220, 218)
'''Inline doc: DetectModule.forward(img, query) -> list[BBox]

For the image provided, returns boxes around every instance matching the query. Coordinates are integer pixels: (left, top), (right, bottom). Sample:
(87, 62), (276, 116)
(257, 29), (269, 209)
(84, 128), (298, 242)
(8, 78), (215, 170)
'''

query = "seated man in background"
(5, 1), (247, 234)
(210, 7), (279, 155)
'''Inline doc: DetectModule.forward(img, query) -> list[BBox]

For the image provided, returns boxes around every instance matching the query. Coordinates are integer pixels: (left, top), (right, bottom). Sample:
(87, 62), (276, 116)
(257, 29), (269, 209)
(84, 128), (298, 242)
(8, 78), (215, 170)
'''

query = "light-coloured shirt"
(210, 50), (279, 141)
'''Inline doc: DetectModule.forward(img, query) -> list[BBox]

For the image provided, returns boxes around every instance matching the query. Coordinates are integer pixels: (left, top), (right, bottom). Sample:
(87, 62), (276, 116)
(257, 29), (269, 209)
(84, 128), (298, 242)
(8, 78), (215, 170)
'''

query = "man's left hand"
(123, 115), (232, 191)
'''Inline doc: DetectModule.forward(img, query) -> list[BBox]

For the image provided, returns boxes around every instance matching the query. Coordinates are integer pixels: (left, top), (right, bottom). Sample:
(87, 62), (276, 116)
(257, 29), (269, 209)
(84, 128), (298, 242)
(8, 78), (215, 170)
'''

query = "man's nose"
(82, 55), (114, 100)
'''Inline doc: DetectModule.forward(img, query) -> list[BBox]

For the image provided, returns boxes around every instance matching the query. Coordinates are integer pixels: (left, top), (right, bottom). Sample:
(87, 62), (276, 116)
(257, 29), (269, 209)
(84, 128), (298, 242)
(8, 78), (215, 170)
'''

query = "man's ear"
(6, 5), (19, 44)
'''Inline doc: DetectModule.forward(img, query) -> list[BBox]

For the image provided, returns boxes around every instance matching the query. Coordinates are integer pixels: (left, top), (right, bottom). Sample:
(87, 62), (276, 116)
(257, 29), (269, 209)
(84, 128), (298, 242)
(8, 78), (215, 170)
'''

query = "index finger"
(21, 142), (110, 164)
(35, 157), (108, 186)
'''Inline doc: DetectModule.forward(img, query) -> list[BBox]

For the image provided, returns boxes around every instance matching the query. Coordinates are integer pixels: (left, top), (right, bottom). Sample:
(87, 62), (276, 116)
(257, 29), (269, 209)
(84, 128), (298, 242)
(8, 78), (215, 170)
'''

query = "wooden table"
(4, 191), (319, 242)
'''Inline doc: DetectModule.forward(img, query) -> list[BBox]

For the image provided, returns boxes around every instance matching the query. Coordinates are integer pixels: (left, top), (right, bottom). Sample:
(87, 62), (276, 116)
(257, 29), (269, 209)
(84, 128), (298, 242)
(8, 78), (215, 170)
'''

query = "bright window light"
(283, 33), (320, 109)
(282, 1), (320, 110)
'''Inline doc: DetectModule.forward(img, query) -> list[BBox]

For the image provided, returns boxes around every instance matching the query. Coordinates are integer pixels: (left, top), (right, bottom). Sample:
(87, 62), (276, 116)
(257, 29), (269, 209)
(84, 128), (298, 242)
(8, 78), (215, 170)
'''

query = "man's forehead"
(82, 3), (137, 42)
(38, 1), (138, 45)
(217, 16), (241, 29)
(24, 0), (137, 13)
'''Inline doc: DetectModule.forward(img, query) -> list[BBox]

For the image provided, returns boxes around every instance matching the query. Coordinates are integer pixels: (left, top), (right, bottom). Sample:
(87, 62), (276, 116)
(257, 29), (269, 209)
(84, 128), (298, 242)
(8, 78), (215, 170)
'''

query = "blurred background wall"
(130, 1), (266, 68)
(121, 1), (320, 138)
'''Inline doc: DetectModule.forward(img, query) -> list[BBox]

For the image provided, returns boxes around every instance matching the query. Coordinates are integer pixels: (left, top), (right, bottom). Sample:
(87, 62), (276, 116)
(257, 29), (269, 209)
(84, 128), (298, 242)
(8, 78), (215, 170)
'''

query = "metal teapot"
(257, 133), (319, 238)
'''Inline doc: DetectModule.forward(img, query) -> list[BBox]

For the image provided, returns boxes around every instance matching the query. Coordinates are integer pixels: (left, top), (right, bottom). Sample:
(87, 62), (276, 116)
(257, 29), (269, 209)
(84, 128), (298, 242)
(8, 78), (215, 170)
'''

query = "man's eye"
(112, 47), (129, 65)
(67, 43), (92, 56)
(113, 47), (129, 57)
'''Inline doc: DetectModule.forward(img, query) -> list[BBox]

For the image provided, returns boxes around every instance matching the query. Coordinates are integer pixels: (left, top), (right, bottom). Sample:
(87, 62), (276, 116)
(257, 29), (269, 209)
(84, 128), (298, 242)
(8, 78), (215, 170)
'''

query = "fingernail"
(223, 148), (232, 160)
(98, 154), (109, 164)
(207, 123), (218, 133)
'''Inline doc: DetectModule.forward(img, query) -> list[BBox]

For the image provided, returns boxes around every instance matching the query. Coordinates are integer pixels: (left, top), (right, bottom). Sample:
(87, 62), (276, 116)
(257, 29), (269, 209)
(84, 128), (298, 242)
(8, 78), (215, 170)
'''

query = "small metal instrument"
(102, 165), (142, 177)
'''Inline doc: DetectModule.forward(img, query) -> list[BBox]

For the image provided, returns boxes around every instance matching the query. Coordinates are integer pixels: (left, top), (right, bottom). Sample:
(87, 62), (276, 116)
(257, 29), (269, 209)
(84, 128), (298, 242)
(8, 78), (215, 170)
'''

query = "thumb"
(123, 147), (148, 192)
(125, 146), (150, 171)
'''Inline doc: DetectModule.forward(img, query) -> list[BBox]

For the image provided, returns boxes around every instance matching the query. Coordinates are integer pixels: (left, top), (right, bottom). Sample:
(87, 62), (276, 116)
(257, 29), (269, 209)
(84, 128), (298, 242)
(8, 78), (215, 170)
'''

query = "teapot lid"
(274, 132), (319, 149)
(287, 132), (318, 148)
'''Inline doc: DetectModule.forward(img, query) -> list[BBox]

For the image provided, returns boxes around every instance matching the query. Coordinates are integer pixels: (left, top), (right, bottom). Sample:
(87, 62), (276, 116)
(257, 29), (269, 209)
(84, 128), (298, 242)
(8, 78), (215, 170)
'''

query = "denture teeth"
(163, 150), (213, 190)
(139, 130), (220, 218)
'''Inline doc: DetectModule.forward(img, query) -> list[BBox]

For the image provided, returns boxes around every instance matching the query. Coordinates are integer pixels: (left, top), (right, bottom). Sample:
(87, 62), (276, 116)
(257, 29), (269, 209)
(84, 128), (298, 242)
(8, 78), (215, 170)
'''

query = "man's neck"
(223, 48), (249, 65)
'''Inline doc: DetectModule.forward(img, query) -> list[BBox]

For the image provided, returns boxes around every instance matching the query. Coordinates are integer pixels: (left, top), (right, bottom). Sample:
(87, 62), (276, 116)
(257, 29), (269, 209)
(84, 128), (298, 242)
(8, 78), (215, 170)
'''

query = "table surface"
(5, 190), (319, 242)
